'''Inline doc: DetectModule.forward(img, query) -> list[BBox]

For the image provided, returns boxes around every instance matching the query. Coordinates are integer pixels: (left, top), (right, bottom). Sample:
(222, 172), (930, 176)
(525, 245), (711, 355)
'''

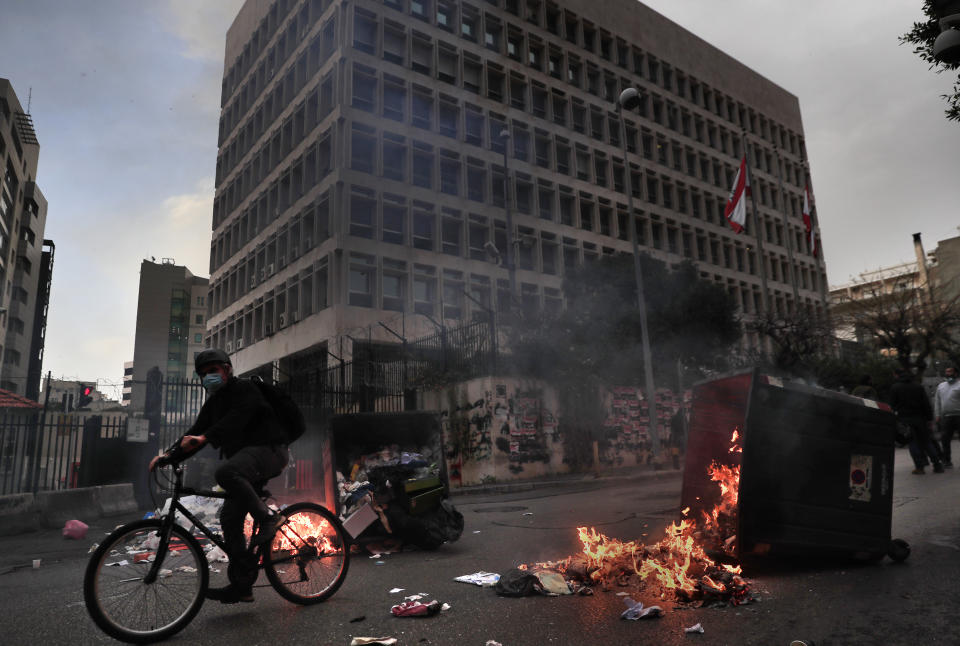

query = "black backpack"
(251, 377), (306, 443)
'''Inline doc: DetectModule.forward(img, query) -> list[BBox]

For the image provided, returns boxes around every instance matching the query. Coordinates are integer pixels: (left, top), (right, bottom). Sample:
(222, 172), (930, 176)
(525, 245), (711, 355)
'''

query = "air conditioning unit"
(279, 313), (287, 328)
(260, 268), (266, 281)
(226, 341), (234, 352)
(250, 277), (257, 289)
(290, 310), (299, 322)
(236, 338), (244, 349)
(267, 263), (275, 276)
(279, 255), (286, 267)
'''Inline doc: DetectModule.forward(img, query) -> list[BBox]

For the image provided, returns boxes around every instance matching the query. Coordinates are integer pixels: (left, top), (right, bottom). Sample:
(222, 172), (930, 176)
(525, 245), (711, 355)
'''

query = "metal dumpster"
(681, 369), (897, 560)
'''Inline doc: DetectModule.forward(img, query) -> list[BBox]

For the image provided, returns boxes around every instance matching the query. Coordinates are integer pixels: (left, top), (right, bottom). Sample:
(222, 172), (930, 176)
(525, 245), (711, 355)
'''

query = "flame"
(243, 512), (340, 555)
(541, 426), (746, 604)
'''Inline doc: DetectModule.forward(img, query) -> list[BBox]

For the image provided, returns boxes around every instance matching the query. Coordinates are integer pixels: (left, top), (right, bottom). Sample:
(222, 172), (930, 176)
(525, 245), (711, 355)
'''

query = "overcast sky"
(0, 1), (957, 399)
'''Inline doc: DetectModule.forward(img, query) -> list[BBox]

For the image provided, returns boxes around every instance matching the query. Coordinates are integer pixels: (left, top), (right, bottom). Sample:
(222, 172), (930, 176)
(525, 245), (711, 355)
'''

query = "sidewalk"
(450, 463), (684, 498)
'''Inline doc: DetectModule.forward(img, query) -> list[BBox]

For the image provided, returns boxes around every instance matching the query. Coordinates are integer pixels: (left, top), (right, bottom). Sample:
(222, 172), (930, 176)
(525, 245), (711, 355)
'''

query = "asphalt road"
(2, 448), (959, 646)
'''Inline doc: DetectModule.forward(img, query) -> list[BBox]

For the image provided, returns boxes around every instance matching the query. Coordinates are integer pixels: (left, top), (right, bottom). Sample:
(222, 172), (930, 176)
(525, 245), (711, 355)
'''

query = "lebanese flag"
(724, 157), (749, 234)
(809, 224), (820, 258)
(802, 184), (812, 235)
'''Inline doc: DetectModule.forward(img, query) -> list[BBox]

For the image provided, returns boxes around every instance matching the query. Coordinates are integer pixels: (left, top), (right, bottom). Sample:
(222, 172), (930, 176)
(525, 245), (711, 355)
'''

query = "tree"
(837, 286), (960, 374)
(747, 310), (833, 377)
(901, 1), (960, 122)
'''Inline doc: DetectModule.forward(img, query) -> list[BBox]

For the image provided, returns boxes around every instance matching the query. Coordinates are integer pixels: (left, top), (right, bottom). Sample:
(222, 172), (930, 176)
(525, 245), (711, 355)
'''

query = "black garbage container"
(681, 369), (897, 560)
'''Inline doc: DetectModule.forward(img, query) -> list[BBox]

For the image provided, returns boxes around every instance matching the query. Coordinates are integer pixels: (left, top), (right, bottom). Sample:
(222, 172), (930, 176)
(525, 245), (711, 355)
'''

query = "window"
(437, 1), (455, 30)
(350, 124), (376, 174)
(413, 265), (437, 315)
(382, 134), (406, 181)
(195, 314), (203, 325)
(349, 187), (375, 238)
(538, 184), (554, 220)
(412, 34), (433, 74)
(441, 213), (462, 255)
(461, 9), (478, 41)
(469, 216), (489, 260)
(439, 152), (460, 195)
(382, 197), (406, 245)
(412, 87), (433, 128)
(443, 269), (465, 319)
(464, 54), (482, 93)
(348, 253), (375, 307)
(413, 142), (434, 188)
(484, 17), (502, 51)
(465, 107), (484, 145)
(383, 76), (406, 121)
(438, 43), (458, 83)
(438, 98), (458, 138)
(383, 22), (406, 65)
(349, 64), (379, 112)
(382, 258), (407, 311)
(412, 0), (431, 20)
(413, 206), (435, 250)
(467, 162), (486, 202)
(194, 333), (203, 343)
(353, 8), (377, 54)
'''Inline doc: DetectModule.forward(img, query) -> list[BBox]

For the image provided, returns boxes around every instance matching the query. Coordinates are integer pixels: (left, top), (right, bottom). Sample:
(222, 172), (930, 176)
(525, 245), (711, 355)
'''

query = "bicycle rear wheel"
(84, 519), (208, 643)
(264, 502), (350, 605)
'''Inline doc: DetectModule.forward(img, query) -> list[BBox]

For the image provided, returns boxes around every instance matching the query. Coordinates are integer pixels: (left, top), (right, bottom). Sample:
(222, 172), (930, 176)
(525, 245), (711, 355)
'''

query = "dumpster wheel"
(887, 538), (911, 562)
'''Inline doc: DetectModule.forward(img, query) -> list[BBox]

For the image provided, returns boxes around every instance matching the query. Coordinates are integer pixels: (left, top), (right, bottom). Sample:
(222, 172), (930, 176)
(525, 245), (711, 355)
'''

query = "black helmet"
(194, 348), (232, 374)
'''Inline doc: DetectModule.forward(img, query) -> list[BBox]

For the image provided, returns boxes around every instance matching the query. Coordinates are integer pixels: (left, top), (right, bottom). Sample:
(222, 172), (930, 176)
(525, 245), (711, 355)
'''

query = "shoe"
(945, 462), (954, 469)
(934, 464), (945, 473)
(251, 513), (285, 547)
(205, 584), (254, 604)
(912, 468), (925, 475)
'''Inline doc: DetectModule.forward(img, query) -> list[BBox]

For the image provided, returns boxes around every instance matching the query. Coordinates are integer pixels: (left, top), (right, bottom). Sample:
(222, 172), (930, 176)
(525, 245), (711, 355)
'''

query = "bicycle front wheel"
(84, 519), (208, 643)
(264, 502), (350, 605)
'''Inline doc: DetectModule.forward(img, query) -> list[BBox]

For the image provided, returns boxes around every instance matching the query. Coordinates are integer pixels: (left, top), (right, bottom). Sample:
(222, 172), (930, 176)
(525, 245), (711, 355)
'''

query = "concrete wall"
(0, 483), (138, 536)
(424, 376), (689, 487)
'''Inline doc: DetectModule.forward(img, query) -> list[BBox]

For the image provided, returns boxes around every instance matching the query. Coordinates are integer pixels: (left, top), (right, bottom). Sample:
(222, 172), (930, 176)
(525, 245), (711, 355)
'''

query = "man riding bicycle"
(149, 348), (289, 604)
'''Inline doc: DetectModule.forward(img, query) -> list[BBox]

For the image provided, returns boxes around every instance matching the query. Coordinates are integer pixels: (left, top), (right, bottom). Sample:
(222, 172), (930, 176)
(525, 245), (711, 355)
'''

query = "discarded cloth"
(534, 571), (571, 595)
(621, 597), (664, 620)
(350, 638), (398, 646)
(390, 599), (443, 617)
(62, 519), (89, 540)
(685, 622), (705, 634)
(495, 568), (542, 597)
(454, 571), (500, 587)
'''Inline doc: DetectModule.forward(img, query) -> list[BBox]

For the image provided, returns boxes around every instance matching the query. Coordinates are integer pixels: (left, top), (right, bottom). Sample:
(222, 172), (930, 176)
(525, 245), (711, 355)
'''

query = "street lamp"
(500, 128), (518, 302)
(617, 87), (660, 458)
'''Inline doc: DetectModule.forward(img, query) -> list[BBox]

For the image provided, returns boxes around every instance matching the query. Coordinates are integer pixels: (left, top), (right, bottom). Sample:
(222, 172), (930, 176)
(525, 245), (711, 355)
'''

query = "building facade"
(0, 79), (54, 400)
(129, 259), (208, 411)
(209, 0), (827, 376)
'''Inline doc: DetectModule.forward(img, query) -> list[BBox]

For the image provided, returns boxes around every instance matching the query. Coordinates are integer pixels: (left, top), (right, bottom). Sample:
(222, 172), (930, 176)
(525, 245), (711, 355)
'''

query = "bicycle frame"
(143, 465), (230, 584)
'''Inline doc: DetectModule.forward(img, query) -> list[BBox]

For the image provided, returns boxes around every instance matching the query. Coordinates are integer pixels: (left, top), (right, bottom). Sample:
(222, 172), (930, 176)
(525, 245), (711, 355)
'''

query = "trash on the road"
(87, 542), (99, 554)
(369, 553), (382, 559)
(621, 598), (664, 620)
(142, 512), (156, 520)
(454, 571), (500, 587)
(375, 560), (385, 565)
(485, 642), (503, 646)
(494, 568), (541, 597)
(32, 559), (41, 569)
(205, 546), (228, 563)
(62, 519), (89, 540)
(106, 560), (129, 567)
(389, 588), (404, 593)
(534, 571), (571, 595)
(684, 623), (705, 634)
(522, 512), (533, 516)
(390, 599), (444, 617)
(349, 616), (366, 623)
(350, 638), (397, 646)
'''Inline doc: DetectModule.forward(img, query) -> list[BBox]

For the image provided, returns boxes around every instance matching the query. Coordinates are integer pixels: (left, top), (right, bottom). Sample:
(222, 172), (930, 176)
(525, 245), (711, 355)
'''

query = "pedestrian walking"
(888, 367), (943, 474)
(934, 365), (960, 468)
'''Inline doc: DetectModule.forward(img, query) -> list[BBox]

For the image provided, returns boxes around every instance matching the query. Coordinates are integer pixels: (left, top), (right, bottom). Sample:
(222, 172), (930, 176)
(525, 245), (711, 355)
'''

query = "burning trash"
(513, 429), (755, 609)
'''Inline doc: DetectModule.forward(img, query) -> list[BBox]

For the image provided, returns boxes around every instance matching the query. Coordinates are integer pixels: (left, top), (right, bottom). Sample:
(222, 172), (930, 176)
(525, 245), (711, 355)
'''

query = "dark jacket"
(187, 377), (287, 457)
(888, 375), (933, 421)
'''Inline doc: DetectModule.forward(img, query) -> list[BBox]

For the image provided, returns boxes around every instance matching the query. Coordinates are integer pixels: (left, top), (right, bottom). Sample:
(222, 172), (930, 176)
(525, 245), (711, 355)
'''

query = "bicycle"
(83, 456), (350, 644)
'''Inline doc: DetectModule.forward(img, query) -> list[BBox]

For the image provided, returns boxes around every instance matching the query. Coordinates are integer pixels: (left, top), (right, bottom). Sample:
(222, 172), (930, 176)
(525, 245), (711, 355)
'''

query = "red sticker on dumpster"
(849, 455), (873, 502)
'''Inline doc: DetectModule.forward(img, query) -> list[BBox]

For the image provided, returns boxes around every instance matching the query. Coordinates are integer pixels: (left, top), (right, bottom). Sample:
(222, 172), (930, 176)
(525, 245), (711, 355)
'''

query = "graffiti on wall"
(440, 383), (558, 474)
(599, 387), (691, 465)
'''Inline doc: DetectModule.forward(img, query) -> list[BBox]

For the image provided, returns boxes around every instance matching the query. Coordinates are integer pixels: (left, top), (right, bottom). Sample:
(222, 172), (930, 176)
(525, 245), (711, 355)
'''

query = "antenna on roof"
(27, 88), (32, 113)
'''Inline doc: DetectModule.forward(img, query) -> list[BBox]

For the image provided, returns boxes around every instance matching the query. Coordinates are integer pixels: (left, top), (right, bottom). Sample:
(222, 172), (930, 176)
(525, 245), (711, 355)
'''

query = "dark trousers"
(215, 444), (287, 588)
(905, 417), (941, 469)
(940, 416), (960, 464)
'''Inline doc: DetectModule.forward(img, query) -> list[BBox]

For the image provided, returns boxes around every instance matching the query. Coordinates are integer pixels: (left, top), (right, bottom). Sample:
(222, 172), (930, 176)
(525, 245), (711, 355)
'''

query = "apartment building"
(0, 79), (54, 400)
(129, 259), (208, 410)
(210, 0), (827, 376)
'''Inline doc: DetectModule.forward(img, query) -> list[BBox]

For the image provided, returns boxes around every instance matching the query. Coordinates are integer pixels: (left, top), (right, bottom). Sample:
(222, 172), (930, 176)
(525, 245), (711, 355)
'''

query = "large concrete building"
(129, 259), (208, 411)
(0, 79), (54, 400)
(209, 0), (827, 376)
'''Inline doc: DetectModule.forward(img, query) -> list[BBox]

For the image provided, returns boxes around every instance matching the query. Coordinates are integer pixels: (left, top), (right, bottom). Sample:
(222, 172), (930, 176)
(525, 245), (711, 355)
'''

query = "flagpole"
(774, 147), (801, 309)
(741, 130), (770, 314)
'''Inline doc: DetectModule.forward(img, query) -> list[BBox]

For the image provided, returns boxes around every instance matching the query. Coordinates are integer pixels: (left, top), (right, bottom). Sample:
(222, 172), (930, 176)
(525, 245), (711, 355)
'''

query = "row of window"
(361, 1), (804, 154)
(210, 189), (333, 301)
(208, 258), (329, 350)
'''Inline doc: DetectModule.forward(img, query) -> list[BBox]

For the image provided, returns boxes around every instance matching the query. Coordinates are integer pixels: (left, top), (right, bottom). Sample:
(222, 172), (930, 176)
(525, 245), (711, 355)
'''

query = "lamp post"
(617, 87), (660, 458)
(500, 128), (518, 303)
